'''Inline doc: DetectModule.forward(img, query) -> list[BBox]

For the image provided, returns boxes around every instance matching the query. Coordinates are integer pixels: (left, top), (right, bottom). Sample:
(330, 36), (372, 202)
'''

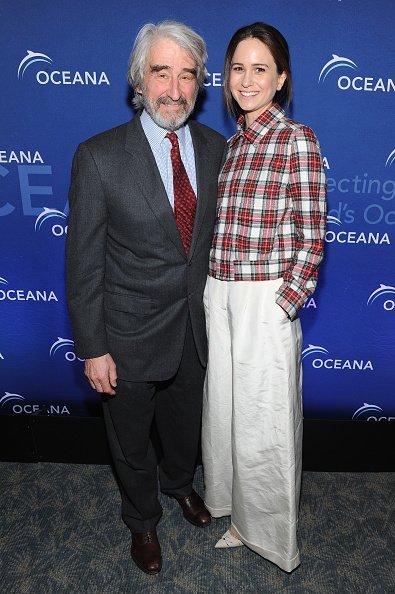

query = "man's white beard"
(140, 93), (196, 131)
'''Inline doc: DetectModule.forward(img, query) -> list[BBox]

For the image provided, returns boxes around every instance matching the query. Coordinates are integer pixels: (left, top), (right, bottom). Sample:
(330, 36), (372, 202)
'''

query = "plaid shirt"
(209, 103), (326, 320)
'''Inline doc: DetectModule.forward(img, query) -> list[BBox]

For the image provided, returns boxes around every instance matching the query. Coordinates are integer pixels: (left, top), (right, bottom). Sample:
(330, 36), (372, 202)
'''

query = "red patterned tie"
(166, 132), (197, 254)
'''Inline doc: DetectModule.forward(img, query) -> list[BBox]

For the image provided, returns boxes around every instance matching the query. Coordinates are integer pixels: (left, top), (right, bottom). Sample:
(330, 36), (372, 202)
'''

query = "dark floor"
(0, 463), (394, 593)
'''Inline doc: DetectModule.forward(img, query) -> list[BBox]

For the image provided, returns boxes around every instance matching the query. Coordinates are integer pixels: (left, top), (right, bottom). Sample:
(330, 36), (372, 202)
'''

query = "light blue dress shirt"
(140, 109), (197, 209)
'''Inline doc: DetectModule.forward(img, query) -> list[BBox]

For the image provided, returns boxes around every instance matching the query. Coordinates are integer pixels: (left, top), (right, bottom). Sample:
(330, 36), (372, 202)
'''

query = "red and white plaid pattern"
(209, 104), (327, 320)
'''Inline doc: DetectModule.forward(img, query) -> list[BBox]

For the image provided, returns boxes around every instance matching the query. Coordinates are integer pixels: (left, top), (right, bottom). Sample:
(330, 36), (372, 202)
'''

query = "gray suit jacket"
(66, 114), (226, 381)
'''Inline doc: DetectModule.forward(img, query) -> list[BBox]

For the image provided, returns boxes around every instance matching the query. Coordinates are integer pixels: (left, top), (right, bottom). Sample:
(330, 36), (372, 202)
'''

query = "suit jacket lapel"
(188, 120), (210, 260)
(124, 115), (186, 258)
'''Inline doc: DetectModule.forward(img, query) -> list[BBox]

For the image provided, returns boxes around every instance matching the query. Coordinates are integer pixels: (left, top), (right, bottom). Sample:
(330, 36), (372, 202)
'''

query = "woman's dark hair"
(223, 22), (292, 117)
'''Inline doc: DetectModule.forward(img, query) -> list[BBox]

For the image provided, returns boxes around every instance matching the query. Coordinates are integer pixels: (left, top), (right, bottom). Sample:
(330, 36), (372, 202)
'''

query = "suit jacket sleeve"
(66, 142), (109, 359)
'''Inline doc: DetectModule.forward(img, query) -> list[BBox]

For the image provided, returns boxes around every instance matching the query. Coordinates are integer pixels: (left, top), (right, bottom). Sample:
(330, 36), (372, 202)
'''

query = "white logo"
(17, 50), (110, 86)
(204, 72), (222, 87)
(385, 149), (395, 168)
(35, 208), (68, 237)
(17, 51), (53, 78)
(327, 215), (342, 226)
(318, 54), (357, 83)
(302, 344), (329, 359)
(302, 297), (317, 310)
(0, 150), (44, 164)
(0, 391), (70, 415)
(319, 54), (394, 93)
(0, 392), (25, 408)
(352, 403), (395, 421)
(367, 284), (395, 311)
(0, 275), (58, 302)
(325, 217), (390, 245)
(50, 337), (84, 362)
(302, 344), (373, 371)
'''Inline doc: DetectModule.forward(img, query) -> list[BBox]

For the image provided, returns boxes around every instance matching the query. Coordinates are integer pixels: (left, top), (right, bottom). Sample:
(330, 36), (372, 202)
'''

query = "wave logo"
(318, 54), (357, 83)
(352, 403), (395, 421)
(0, 392), (25, 408)
(0, 277), (8, 286)
(302, 343), (373, 371)
(385, 149), (395, 168)
(367, 284), (395, 311)
(352, 403), (382, 419)
(50, 337), (84, 362)
(35, 208), (68, 237)
(302, 344), (329, 360)
(327, 215), (342, 226)
(17, 50), (53, 79)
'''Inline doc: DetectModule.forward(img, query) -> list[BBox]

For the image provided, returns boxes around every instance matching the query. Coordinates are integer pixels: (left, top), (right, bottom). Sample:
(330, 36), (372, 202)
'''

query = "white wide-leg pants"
(202, 276), (303, 572)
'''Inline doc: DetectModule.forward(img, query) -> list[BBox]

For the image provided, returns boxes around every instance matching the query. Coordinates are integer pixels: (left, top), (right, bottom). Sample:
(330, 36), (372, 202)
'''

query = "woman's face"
(229, 38), (286, 126)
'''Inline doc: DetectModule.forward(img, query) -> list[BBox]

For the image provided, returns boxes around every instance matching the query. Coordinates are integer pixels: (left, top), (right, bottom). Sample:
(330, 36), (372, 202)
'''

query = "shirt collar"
(140, 109), (188, 148)
(229, 103), (285, 147)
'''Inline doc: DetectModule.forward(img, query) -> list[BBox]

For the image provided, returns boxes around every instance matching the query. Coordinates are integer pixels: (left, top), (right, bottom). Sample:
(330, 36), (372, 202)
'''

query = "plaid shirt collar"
(229, 103), (285, 147)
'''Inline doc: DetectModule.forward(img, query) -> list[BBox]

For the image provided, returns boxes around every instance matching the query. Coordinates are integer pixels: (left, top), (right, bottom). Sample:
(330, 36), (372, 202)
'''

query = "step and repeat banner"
(1, 0), (394, 420)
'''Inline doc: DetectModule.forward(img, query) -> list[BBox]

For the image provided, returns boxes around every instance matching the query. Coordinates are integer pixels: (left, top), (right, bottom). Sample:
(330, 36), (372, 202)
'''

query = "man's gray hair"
(127, 20), (208, 109)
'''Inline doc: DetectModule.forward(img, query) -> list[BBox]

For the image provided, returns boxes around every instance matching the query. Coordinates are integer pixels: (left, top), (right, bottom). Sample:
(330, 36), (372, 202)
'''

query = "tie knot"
(166, 132), (179, 148)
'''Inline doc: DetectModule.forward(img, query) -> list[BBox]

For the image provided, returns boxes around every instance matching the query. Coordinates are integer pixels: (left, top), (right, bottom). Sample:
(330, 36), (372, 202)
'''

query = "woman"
(202, 23), (326, 572)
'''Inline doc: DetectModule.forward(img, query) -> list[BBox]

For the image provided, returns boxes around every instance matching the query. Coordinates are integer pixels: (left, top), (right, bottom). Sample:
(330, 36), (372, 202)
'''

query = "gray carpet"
(0, 463), (394, 593)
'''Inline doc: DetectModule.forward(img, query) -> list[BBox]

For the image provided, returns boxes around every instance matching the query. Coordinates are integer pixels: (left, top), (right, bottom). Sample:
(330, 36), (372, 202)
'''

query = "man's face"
(137, 38), (199, 131)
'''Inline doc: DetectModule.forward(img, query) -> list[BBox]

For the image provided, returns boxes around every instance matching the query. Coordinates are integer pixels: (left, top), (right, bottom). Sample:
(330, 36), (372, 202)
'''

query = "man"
(66, 21), (226, 575)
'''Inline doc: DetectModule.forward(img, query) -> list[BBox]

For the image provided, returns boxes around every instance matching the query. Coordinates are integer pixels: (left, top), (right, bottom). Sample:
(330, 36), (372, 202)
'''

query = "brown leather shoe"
(131, 530), (162, 575)
(175, 489), (211, 527)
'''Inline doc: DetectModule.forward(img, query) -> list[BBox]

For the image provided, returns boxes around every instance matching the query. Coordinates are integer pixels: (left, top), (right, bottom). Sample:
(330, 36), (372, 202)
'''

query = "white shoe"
(215, 528), (244, 548)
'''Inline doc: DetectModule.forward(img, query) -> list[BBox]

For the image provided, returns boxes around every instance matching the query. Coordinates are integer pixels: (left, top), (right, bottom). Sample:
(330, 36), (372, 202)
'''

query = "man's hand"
(84, 353), (117, 395)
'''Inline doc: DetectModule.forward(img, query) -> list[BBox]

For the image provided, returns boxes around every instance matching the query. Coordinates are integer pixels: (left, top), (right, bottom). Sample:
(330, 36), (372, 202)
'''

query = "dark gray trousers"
(102, 318), (205, 532)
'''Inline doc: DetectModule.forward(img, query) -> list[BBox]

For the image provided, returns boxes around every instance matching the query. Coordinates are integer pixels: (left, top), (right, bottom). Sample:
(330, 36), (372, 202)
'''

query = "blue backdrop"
(1, 0), (394, 421)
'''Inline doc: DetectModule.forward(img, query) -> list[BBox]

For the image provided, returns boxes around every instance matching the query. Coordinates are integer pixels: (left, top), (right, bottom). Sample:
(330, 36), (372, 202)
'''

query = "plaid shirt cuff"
(275, 277), (314, 320)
